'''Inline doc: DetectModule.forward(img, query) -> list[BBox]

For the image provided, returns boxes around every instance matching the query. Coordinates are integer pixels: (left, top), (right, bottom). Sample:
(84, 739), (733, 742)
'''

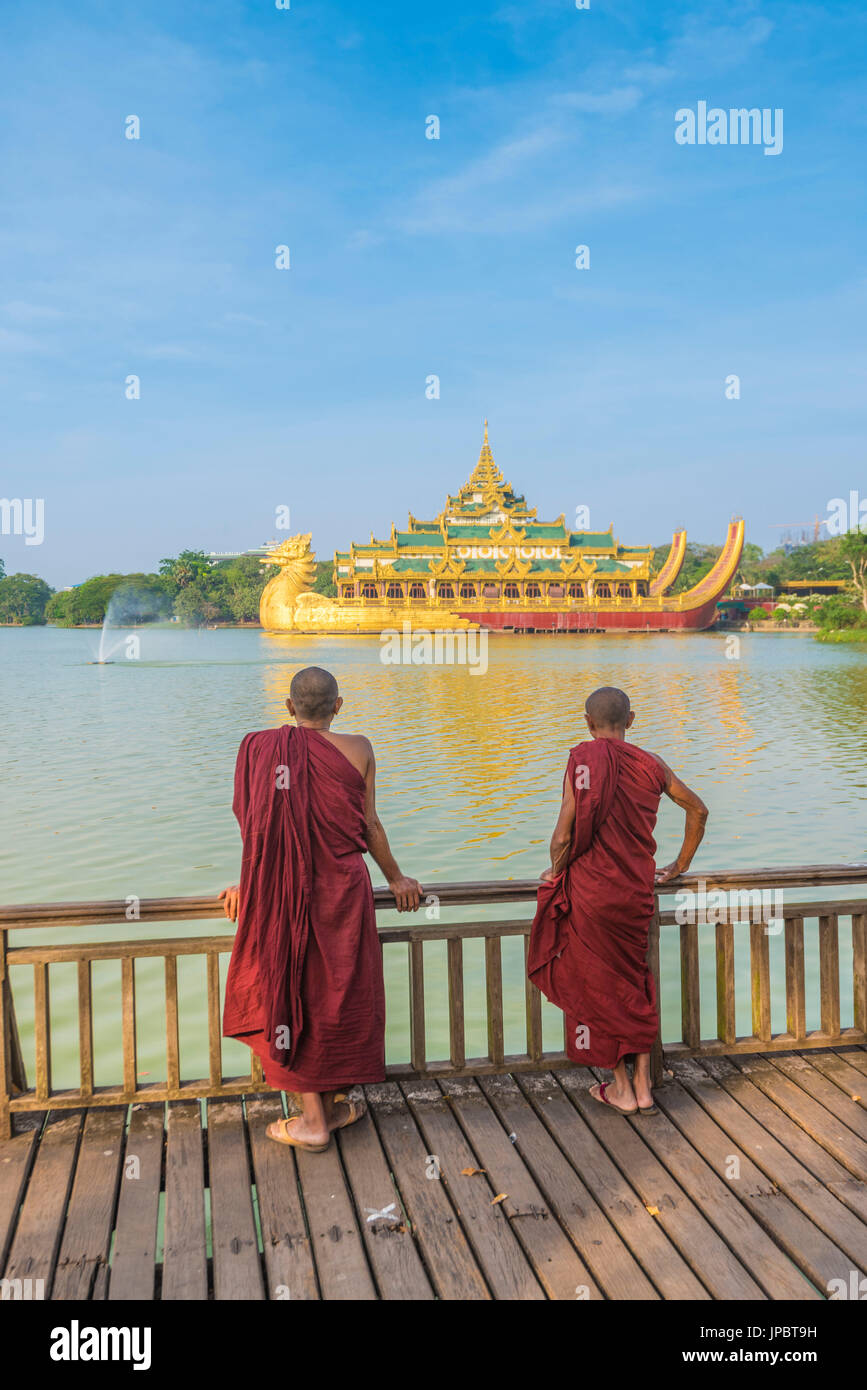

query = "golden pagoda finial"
(466, 419), (503, 492)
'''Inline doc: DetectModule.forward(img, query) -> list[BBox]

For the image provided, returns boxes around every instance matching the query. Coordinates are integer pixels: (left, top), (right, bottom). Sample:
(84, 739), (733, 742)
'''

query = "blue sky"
(1, 0), (865, 586)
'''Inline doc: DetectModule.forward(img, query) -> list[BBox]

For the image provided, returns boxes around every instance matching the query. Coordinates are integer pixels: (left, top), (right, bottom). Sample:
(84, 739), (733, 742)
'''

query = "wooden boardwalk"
(3, 1047), (867, 1301)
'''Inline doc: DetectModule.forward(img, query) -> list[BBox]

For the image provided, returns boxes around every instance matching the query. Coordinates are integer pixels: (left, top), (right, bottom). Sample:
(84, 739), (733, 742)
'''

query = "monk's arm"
(362, 743), (422, 912)
(653, 758), (709, 884)
(545, 776), (576, 880)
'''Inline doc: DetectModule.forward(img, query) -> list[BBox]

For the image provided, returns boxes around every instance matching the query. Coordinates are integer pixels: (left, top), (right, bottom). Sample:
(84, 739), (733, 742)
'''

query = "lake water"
(2, 626), (867, 1089)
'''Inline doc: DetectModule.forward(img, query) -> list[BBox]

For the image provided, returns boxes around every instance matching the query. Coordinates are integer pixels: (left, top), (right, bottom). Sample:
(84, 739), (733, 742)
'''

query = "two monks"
(220, 666), (420, 1152)
(221, 672), (707, 1149)
(528, 686), (708, 1115)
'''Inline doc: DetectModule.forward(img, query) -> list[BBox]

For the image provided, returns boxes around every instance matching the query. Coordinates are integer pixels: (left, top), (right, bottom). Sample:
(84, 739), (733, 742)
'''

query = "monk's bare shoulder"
(320, 730), (373, 779)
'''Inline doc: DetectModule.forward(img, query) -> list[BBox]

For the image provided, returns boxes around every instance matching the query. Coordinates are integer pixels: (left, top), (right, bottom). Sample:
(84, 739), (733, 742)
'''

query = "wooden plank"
(365, 1081), (489, 1299)
(338, 1094), (432, 1301)
(680, 921), (700, 1049)
(731, 1055), (867, 1182)
(401, 1078), (543, 1299)
(671, 1058), (867, 1274)
(484, 936), (504, 1067)
(408, 939), (426, 1073)
(0, 1124), (40, 1269)
(207, 1098), (264, 1300)
(440, 1076), (601, 1299)
(3, 1110), (83, 1294)
(33, 963), (50, 1101)
(294, 1125), (376, 1302)
(121, 957), (137, 1096)
(768, 1054), (867, 1143)
(478, 1072), (658, 1299)
(584, 1065), (821, 1298)
(715, 921), (736, 1046)
(819, 915), (841, 1038)
(701, 1055), (867, 1226)
(516, 1072), (708, 1299)
(853, 914), (867, 1035)
(559, 1069), (766, 1300)
(785, 917), (806, 1041)
(447, 938), (465, 1070)
(77, 960), (93, 1098)
(52, 1107), (125, 1299)
(524, 937), (543, 1063)
(800, 1048), (867, 1106)
(749, 921), (772, 1043)
(206, 953), (222, 1087)
(108, 1103), (164, 1300)
(244, 1095), (319, 1301)
(164, 958), (180, 1092)
(161, 1101), (208, 1301)
(652, 1074), (846, 1294)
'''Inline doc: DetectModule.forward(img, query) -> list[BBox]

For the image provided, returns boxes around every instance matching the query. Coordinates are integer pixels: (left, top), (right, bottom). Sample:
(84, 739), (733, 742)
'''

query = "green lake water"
(2, 625), (866, 1088)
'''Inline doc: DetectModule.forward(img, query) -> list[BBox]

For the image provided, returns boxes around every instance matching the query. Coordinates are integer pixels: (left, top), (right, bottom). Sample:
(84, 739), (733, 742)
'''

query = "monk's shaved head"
(289, 666), (339, 720)
(585, 686), (631, 731)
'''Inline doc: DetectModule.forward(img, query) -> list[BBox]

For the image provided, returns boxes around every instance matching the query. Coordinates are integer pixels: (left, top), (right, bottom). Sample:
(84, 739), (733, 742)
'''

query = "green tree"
(0, 573), (53, 624)
(839, 530), (867, 615)
(158, 550), (212, 593)
(174, 581), (228, 626)
(313, 561), (337, 597)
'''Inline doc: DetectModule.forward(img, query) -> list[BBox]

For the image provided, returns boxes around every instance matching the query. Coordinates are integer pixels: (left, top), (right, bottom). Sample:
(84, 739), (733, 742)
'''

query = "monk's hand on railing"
(654, 861), (685, 885)
(539, 867), (558, 883)
(219, 885), (240, 920)
(387, 876), (422, 912)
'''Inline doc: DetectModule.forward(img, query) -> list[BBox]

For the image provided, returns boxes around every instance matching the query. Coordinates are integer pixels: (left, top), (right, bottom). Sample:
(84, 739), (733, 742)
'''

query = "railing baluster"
(206, 952), (222, 1087)
(523, 934), (543, 1063)
(484, 936), (504, 1066)
(680, 920), (700, 1050)
(819, 914), (840, 1038)
(750, 920), (772, 1042)
(77, 959), (93, 1097)
(648, 905), (663, 1085)
(853, 912), (867, 1036)
(165, 956), (180, 1092)
(121, 957), (137, 1096)
(447, 937), (465, 1070)
(715, 921), (736, 1046)
(408, 937), (426, 1073)
(784, 916), (806, 1041)
(250, 1053), (264, 1085)
(33, 962), (51, 1101)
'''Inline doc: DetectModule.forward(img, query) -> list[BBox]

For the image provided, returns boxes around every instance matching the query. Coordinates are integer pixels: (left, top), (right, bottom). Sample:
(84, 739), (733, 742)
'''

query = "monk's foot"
(327, 1097), (367, 1132)
(267, 1116), (330, 1148)
(589, 1081), (638, 1115)
(633, 1083), (654, 1109)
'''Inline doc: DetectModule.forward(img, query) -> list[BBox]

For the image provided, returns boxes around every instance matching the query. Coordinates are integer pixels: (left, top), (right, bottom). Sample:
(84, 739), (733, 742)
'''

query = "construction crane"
(769, 515), (827, 548)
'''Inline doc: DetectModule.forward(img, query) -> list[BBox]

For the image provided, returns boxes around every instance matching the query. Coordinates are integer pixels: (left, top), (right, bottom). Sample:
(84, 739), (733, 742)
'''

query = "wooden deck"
(3, 1047), (867, 1301)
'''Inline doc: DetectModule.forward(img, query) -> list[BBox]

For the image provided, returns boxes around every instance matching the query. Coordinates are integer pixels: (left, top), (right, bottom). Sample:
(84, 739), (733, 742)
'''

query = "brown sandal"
(266, 1116), (331, 1152)
(332, 1097), (366, 1130)
(589, 1082), (638, 1116)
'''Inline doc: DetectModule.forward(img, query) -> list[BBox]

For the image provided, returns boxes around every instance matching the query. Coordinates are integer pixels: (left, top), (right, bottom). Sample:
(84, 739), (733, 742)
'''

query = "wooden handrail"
(1, 863), (865, 929)
(1, 864), (866, 1137)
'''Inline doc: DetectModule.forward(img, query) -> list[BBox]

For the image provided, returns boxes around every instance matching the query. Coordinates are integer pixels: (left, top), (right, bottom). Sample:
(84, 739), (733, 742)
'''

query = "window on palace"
(525, 583), (541, 599)
(385, 584), (403, 600)
(548, 585), (564, 599)
(361, 584), (378, 599)
(482, 584), (499, 598)
(459, 584), (477, 599)
(409, 583), (426, 599)
(596, 584), (611, 599)
(438, 584), (454, 600)
(636, 582), (647, 596)
(504, 583), (520, 599)
(617, 585), (631, 598)
(568, 584), (585, 599)
(341, 586), (355, 598)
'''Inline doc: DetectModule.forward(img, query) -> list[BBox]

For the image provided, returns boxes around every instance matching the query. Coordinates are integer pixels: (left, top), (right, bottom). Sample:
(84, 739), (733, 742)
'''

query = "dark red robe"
(527, 738), (666, 1068)
(222, 724), (385, 1093)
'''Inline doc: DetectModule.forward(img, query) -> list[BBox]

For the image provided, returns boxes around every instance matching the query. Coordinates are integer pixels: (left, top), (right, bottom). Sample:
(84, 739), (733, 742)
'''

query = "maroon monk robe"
(527, 738), (666, 1069)
(222, 724), (385, 1093)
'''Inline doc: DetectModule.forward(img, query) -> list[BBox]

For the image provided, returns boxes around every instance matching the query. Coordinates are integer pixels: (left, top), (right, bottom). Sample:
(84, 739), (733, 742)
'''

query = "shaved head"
(585, 686), (631, 731)
(289, 666), (339, 720)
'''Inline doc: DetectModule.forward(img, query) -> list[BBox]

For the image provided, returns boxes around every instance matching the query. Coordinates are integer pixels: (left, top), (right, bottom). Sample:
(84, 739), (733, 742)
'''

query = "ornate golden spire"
(468, 419), (503, 491)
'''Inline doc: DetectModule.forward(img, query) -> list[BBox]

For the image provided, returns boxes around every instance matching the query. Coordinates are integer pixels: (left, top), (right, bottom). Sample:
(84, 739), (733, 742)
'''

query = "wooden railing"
(1, 865), (865, 1137)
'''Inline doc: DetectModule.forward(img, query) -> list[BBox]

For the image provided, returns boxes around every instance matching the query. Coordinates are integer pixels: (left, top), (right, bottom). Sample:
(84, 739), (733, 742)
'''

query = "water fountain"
(90, 583), (170, 663)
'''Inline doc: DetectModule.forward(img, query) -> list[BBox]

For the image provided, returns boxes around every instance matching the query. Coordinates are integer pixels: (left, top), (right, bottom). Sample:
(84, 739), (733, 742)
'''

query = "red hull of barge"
(456, 600), (720, 632)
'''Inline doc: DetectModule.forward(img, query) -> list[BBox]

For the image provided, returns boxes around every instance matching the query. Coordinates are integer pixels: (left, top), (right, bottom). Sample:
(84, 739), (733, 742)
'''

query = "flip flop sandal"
(266, 1116), (331, 1152)
(333, 1098), (367, 1130)
(637, 1103), (659, 1116)
(590, 1082), (638, 1116)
